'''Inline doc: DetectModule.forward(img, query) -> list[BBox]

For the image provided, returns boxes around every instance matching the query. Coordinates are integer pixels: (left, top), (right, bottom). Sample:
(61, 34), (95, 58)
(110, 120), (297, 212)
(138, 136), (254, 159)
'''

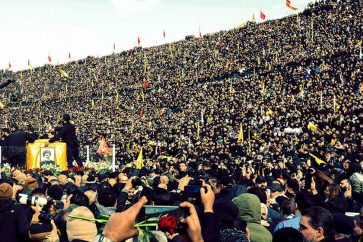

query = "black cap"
(220, 176), (234, 186)
(268, 183), (283, 192)
(256, 176), (267, 184)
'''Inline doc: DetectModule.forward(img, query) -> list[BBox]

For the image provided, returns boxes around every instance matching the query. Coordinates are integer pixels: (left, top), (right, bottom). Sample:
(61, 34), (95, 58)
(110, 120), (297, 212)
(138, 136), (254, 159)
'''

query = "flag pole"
(112, 144), (116, 172)
(86, 145), (90, 162)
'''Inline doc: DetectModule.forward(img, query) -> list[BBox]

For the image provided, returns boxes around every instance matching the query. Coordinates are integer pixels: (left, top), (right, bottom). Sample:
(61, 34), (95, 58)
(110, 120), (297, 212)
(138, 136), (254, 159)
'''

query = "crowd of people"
(0, 0), (362, 241)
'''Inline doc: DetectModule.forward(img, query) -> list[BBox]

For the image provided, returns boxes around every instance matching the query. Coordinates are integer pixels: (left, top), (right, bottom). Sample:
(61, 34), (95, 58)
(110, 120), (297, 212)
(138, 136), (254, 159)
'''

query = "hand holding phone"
(179, 202), (203, 242)
(104, 196), (148, 242)
(200, 184), (215, 213)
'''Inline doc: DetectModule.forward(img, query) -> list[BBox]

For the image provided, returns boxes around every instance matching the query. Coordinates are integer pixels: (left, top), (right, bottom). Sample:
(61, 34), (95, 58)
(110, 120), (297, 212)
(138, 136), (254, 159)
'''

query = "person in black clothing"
(46, 114), (82, 167)
(7, 124), (35, 167)
(300, 206), (336, 242)
(0, 128), (11, 162)
(0, 182), (30, 242)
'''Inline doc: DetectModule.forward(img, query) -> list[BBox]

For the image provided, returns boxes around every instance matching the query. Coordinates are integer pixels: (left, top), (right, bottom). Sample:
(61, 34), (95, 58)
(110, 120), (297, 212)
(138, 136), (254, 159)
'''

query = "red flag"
(163, 30), (166, 38)
(143, 79), (148, 90)
(199, 25), (202, 38)
(48, 55), (52, 63)
(138, 37), (141, 45)
(8, 62), (11, 69)
(113, 42), (116, 50)
(28, 59), (30, 66)
(216, 41), (224, 47)
(260, 10), (266, 20)
(286, 0), (298, 10)
(68, 52), (71, 59)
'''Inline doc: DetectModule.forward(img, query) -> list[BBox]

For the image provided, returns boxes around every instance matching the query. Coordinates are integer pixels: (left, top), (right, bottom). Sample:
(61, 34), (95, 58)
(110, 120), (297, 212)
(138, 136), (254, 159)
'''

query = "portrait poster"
(40, 147), (55, 167)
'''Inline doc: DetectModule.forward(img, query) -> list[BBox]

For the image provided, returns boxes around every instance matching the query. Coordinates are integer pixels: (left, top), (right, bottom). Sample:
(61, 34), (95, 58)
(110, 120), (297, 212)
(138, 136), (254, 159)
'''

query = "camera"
(38, 211), (57, 223)
(17, 194), (50, 207)
(184, 185), (202, 198)
(188, 179), (202, 187)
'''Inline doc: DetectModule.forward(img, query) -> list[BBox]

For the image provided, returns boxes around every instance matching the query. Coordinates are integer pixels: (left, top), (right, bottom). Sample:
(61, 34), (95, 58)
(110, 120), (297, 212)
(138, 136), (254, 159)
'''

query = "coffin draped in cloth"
(26, 139), (67, 170)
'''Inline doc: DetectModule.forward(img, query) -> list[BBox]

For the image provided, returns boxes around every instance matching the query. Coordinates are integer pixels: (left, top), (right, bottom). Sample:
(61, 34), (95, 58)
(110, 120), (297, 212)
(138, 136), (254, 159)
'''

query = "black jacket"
(0, 199), (30, 242)
(7, 129), (35, 157)
(50, 122), (79, 147)
(202, 212), (220, 242)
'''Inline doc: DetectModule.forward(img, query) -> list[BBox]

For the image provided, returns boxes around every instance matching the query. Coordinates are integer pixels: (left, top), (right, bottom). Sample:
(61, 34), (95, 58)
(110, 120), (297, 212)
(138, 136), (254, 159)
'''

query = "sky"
(0, 0), (314, 71)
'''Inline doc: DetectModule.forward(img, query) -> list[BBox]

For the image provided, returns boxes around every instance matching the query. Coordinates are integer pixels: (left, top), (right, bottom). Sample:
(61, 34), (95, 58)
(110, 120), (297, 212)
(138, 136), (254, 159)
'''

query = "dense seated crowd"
(0, 0), (363, 241)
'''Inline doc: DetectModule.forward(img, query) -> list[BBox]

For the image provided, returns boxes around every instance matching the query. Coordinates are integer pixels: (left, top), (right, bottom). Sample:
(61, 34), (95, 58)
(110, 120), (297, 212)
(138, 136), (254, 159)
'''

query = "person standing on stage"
(46, 114), (83, 167)
(6, 124), (35, 168)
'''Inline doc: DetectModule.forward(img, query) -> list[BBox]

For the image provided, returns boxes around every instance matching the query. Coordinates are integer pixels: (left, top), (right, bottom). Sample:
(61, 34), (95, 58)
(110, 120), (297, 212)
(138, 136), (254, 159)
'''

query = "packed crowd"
(0, 0), (363, 241)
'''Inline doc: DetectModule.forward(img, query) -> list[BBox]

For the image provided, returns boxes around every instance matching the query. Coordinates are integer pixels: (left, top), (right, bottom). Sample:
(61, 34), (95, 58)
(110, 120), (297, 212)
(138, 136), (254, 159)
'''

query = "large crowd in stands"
(0, 0), (363, 241)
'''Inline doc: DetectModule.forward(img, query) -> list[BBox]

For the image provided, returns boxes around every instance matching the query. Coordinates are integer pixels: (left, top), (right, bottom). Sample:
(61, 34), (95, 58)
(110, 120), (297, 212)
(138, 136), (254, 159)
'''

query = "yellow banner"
(26, 139), (67, 170)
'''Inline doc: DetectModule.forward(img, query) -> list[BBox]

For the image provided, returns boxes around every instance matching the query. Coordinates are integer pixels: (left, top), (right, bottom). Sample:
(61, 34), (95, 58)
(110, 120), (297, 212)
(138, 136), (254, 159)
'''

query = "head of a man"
(63, 114), (71, 124)
(179, 162), (188, 172)
(118, 174), (128, 183)
(159, 175), (169, 186)
(299, 206), (334, 242)
(43, 150), (52, 161)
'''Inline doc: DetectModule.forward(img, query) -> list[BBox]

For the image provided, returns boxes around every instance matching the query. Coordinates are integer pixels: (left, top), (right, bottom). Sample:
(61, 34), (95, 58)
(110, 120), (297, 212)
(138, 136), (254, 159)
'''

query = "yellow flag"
(91, 100), (95, 107)
(307, 122), (318, 132)
(289, 5), (298, 11)
(60, 69), (69, 78)
(116, 90), (119, 102)
(238, 124), (244, 142)
(229, 82), (235, 95)
(141, 91), (145, 102)
(136, 148), (143, 169)
(257, 57), (261, 65)
(214, 49), (219, 58)
(267, 109), (273, 116)
(169, 44), (174, 58)
(309, 153), (326, 166)
(0, 101), (4, 109)
(238, 22), (245, 28)
(252, 13), (255, 21)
